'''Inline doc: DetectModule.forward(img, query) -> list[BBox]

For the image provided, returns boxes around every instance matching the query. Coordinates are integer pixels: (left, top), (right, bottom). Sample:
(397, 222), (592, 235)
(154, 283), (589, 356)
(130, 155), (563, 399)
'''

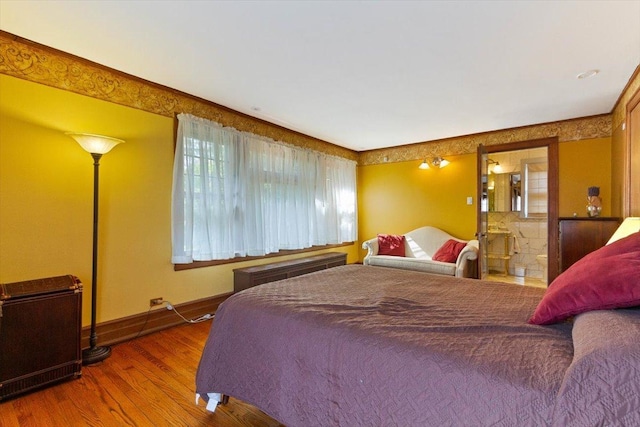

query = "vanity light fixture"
(487, 159), (502, 173)
(432, 157), (449, 168)
(419, 157), (450, 170)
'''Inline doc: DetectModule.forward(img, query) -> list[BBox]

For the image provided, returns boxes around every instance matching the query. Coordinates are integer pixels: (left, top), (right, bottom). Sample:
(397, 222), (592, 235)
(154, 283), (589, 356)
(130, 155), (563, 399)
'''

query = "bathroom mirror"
(488, 173), (521, 213)
(520, 157), (548, 218)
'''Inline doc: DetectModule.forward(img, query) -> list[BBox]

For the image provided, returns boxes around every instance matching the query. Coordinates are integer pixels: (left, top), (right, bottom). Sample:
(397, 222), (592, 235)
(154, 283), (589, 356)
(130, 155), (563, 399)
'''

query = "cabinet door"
(559, 220), (619, 272)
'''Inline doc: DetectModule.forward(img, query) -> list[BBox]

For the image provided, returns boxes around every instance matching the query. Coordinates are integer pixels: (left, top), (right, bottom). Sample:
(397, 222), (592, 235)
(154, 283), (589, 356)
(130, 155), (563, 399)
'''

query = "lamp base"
(82, 345), (112, 366)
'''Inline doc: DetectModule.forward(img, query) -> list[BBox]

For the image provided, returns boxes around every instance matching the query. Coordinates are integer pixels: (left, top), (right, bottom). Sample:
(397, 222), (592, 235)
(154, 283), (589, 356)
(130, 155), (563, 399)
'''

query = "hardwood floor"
(485, 273), (547, 289)
(0, 320), (284, 427)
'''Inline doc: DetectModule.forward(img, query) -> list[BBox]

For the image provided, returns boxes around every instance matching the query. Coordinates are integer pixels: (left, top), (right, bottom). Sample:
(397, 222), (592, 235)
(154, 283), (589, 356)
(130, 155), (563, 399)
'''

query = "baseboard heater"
(0, 275), (83, 401)
(233, 252), (348, 292)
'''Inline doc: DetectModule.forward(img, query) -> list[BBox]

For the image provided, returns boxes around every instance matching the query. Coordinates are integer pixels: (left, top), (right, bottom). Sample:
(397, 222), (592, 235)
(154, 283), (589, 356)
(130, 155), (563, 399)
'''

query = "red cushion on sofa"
(377, 234), (406, 257)
(529, 232), (640, 325)
(432, 239), (467, 263)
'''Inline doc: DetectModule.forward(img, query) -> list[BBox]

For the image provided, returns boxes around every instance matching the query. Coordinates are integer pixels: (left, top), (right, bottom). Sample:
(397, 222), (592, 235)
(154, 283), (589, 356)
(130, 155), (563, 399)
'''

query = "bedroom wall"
(558, 137), (612, 217)
(358, 137), (613, 262)
(357, 153), (478, 257)
(0, 74), (359, 326)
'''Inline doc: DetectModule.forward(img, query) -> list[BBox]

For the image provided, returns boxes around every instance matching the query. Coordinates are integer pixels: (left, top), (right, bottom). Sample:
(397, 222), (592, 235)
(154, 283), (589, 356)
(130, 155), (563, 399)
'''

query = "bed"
(196, 235), (640, 426)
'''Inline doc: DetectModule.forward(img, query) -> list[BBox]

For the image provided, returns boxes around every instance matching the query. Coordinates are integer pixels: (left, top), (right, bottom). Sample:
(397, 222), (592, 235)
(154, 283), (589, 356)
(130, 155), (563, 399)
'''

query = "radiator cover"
(0, 275), (82, 401)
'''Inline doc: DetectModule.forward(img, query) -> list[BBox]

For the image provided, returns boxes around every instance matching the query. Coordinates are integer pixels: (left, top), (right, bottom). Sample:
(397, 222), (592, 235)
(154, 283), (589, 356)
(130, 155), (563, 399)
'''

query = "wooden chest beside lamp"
(0, 275), (83, 401)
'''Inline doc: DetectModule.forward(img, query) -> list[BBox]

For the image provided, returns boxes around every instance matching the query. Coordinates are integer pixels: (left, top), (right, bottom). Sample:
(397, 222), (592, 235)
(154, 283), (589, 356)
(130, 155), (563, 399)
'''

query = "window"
(172, 113), (357, 263)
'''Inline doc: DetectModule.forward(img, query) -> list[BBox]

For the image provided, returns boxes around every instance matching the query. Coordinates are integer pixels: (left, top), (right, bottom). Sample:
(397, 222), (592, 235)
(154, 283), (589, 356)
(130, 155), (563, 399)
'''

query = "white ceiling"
(1, 1), (639, 151)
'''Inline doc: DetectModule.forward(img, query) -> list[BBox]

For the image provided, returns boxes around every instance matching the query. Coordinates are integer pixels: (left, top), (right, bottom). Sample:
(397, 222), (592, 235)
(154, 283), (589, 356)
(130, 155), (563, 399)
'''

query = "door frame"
(476, 137), (559, 284)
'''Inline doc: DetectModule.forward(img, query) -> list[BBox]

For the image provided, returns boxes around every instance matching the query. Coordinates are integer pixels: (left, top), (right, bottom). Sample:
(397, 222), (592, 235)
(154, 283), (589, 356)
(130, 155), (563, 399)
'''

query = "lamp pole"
(82, 152), (111, 365)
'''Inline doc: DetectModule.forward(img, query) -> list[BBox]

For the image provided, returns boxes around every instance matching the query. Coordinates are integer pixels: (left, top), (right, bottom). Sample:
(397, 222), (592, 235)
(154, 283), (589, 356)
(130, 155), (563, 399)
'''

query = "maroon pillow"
(432, 239), (467, 263)
(529, 232), (640, 325)
(377, 234), (405, 257)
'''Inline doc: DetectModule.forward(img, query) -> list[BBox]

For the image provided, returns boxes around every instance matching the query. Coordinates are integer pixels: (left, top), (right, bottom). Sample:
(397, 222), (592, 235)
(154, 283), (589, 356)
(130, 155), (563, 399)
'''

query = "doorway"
(477, 137), (559, 285)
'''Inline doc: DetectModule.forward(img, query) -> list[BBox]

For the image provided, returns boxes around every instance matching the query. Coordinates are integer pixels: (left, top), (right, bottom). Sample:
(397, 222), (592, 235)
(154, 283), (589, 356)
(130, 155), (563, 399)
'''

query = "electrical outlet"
(150, 297), (163, 307)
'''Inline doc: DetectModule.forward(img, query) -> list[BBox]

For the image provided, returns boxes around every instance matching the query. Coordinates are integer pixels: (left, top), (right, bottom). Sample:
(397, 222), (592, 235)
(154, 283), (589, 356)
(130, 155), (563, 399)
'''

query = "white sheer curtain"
(172, 113), (357, 263)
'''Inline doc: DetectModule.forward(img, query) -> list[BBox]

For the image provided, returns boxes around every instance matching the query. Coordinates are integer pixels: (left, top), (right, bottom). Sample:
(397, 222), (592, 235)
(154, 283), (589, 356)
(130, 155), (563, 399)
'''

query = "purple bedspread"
(196, 265), (640, 426)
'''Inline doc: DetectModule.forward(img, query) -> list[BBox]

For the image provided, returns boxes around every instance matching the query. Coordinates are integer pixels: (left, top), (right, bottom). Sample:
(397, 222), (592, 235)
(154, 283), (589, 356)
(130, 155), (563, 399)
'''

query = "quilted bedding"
(195, 264), (640, 426)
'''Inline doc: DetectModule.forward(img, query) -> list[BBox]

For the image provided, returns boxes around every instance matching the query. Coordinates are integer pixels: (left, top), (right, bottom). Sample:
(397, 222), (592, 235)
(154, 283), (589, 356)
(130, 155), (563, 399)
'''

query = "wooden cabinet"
(0, 275), (82, 401)
(559, 218), (620, 272)
(234, 252), (347, 292)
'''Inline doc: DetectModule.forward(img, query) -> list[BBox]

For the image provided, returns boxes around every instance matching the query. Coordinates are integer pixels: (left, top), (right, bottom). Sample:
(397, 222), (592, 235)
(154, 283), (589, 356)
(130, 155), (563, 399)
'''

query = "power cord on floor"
(164, 301), (215, 324)
(133, 301), (215, 340)
(133, 305), (154, 340)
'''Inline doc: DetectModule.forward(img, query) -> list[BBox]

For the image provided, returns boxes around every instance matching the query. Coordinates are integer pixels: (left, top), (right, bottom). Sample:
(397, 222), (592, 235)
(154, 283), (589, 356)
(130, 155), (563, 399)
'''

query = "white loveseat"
(362, 226), (479, 278)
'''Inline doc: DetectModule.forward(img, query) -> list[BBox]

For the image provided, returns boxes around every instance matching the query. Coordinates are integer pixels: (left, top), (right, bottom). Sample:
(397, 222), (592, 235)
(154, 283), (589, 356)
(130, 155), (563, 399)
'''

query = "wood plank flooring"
(0, 320), (285, 427)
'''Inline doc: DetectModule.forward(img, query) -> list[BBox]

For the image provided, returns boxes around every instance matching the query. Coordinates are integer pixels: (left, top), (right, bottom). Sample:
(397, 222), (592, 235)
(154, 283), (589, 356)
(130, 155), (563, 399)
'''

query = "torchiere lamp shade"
(66, 133), (124, 154)
(607, 217), (640, 244)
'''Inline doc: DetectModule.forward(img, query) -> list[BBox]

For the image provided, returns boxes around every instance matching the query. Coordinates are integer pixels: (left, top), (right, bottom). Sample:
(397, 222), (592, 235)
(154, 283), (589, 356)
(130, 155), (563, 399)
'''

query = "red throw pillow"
(529, 232), (640, 325)
(432, 239), (467, 263)
(377, 234), (405, 257)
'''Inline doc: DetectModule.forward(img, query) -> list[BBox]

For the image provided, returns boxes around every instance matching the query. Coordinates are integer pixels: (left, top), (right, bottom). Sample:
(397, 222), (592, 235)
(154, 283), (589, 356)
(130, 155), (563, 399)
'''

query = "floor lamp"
(67, 132), (124, 365)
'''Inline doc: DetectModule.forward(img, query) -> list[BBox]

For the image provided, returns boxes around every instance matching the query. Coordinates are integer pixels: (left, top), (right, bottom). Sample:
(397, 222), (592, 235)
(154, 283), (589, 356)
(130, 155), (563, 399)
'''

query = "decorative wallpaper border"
(1, 31), (632, 167)
(359, 114), (612, 165)
(0, 31), (357, 162)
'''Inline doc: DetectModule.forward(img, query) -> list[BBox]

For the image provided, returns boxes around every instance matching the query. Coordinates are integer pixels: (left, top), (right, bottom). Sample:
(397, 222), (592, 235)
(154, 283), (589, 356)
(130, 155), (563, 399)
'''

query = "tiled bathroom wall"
(487, 212), (547, 279)
(526, 167), (548, 215)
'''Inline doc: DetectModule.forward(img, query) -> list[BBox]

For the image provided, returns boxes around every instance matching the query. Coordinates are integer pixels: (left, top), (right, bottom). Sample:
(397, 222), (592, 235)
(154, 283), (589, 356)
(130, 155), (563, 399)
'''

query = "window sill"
(173, 242), (354, 271)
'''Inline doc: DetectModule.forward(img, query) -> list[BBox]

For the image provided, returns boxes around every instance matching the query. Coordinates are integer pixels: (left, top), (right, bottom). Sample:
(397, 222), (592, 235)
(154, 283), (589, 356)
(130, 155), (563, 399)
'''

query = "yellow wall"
(0, 74), (358, 326)
(558, 137), (612, 217)
(358, 153), (478, 260)
(358, 138), (613, 261)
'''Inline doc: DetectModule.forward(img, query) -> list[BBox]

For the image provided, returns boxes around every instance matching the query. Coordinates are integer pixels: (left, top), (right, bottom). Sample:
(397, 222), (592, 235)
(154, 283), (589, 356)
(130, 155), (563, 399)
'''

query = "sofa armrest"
(362, 238), (379, 265)
(455, 239), (479, 278)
